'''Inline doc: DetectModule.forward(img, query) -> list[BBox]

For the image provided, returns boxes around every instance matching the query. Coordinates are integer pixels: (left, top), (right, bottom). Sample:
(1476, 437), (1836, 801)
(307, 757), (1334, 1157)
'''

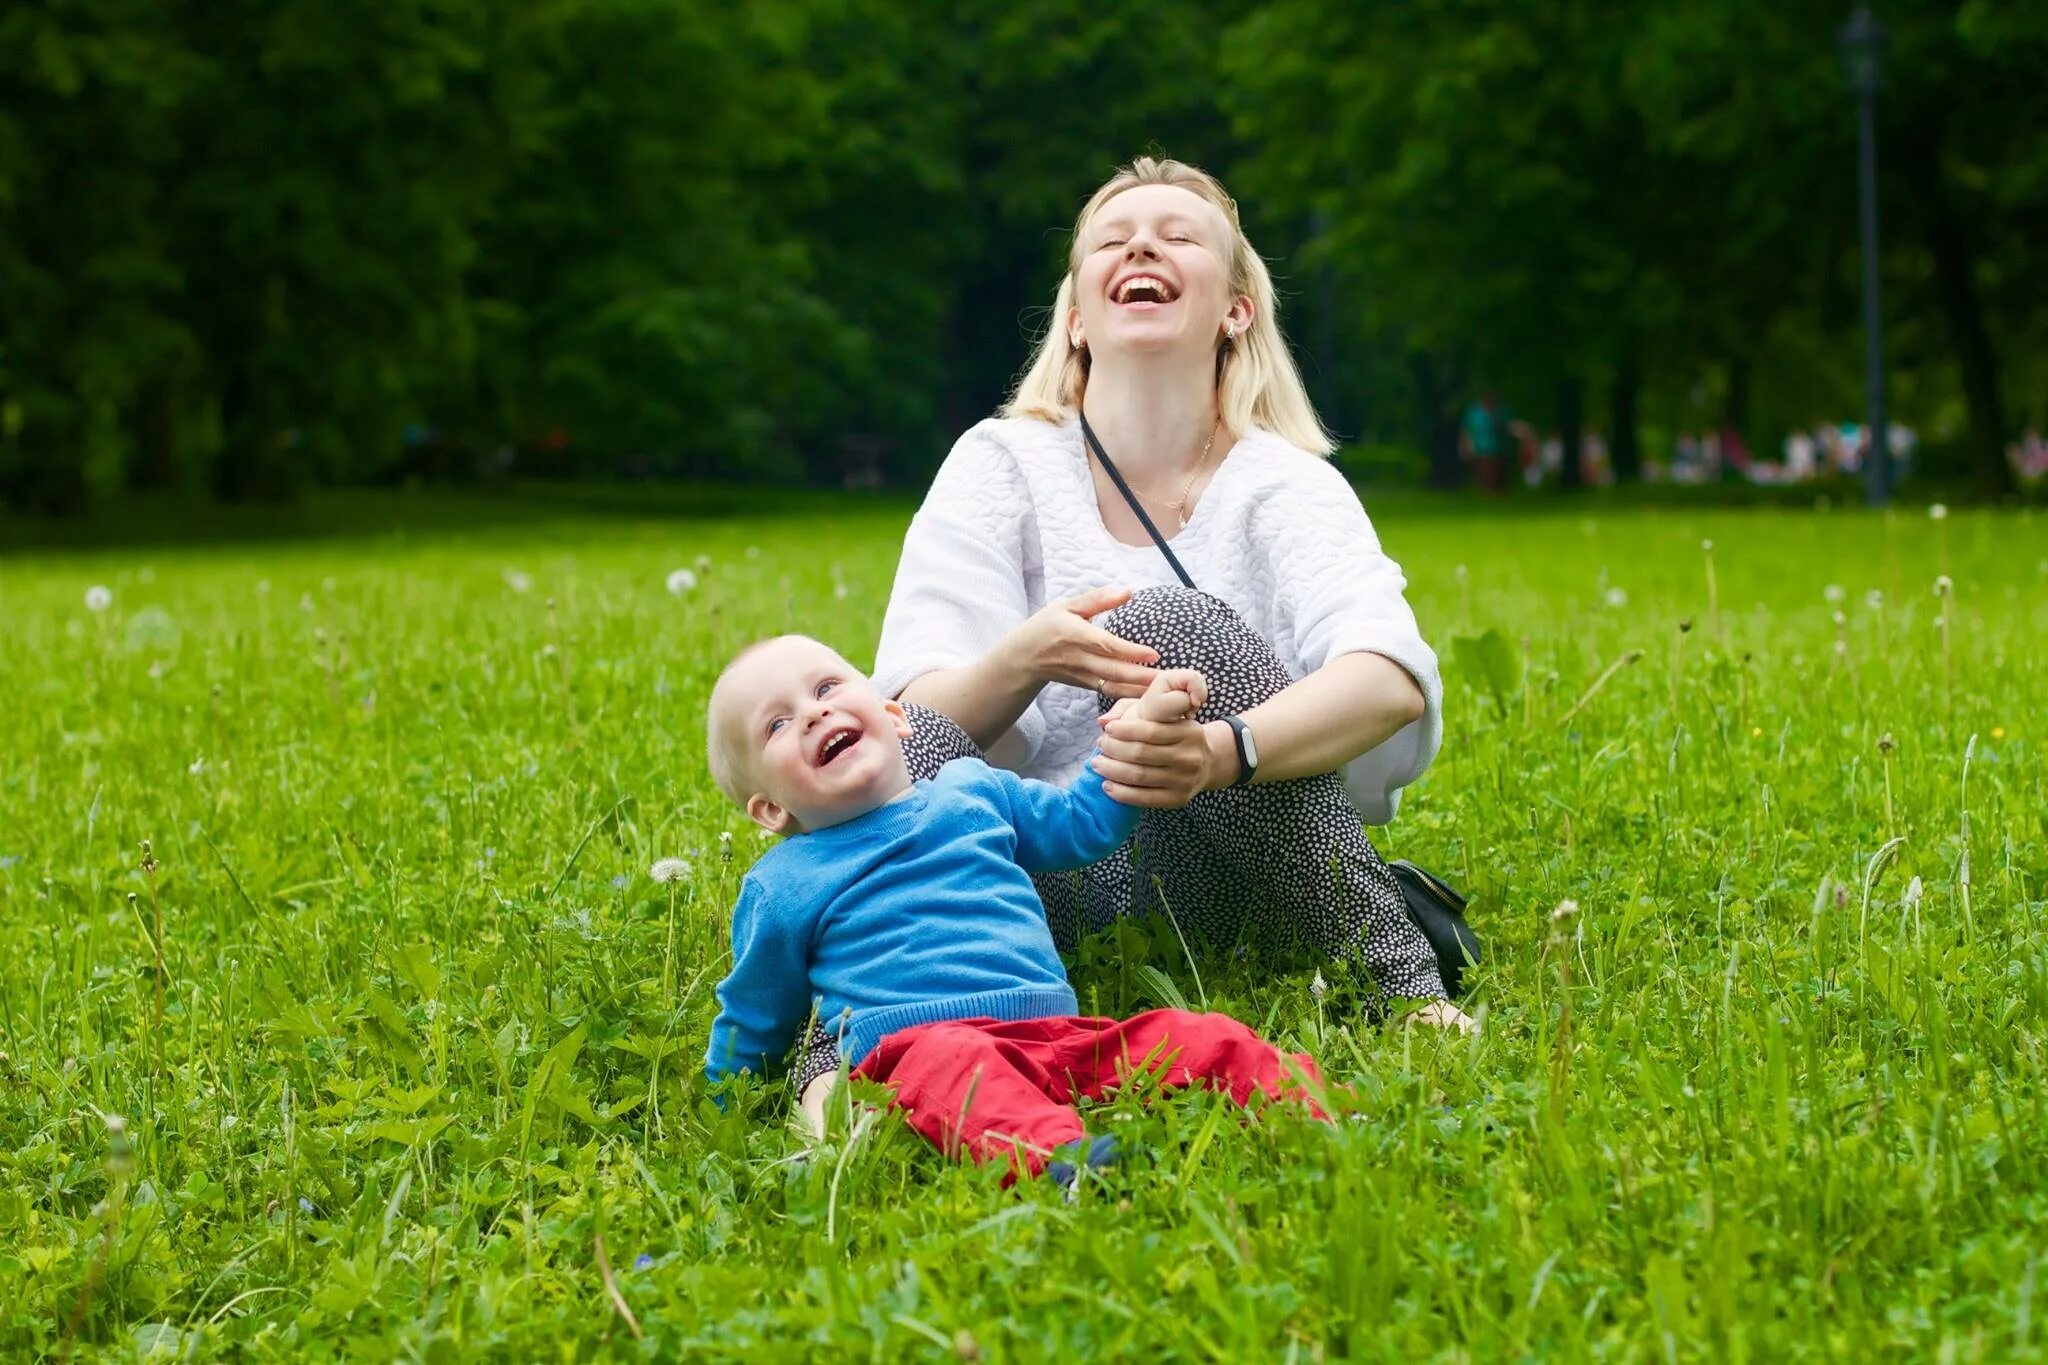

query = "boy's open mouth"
(815, 727), (862, 766)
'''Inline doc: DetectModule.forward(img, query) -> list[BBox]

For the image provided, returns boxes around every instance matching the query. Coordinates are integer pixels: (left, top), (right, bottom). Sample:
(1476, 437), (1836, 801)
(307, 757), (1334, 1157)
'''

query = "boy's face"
(717, 637), (913, 835)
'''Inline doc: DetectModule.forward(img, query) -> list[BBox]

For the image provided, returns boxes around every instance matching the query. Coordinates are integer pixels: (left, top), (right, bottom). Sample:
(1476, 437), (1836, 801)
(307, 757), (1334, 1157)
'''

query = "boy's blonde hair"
(705, 636), (792, 805)
(1003, 155), (1335, 455)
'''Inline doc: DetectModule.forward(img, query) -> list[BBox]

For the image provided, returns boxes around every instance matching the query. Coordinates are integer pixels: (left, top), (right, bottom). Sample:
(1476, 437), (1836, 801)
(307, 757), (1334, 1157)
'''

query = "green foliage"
(1, 493), (2045, 1356)
(3, 1), (2047, 509)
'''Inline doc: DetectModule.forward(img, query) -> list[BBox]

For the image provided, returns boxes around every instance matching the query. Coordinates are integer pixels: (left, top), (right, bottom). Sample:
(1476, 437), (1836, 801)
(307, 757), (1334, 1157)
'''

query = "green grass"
(2, 492), (2044, 1360)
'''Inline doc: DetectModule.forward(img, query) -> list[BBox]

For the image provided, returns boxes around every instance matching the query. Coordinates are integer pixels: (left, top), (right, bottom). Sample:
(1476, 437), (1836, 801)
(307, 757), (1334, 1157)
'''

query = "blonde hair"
(704, 636), (790, 805)
(1003, 156), (1334, 455)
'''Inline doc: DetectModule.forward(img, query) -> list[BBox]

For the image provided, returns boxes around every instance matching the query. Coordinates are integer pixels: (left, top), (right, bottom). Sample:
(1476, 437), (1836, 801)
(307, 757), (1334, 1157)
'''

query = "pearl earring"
(1224, 323), (1237, 341)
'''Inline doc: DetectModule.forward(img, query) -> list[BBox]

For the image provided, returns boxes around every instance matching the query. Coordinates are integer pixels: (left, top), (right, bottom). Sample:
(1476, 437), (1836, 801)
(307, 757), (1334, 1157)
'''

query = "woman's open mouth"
(815, 727), (862, 766)
(1112, 274), (1178, 308)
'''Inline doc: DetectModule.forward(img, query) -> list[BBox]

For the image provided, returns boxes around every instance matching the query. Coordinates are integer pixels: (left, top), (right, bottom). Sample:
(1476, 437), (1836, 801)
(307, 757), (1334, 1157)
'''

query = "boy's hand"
(1102, 667), (1208, 727)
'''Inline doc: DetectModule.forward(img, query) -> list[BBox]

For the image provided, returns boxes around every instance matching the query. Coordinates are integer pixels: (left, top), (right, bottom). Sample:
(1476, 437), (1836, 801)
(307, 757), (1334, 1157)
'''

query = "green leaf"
(1451, 628), (1523, 714)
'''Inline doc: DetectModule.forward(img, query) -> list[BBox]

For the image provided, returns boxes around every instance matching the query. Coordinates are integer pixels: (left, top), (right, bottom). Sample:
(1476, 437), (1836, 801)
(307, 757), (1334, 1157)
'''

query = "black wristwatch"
(1219, 714), (1259, 788)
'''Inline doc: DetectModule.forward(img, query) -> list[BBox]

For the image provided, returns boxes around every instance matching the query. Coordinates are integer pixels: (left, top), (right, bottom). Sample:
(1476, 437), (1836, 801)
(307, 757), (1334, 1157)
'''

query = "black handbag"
(1079, 412), (1481, 997)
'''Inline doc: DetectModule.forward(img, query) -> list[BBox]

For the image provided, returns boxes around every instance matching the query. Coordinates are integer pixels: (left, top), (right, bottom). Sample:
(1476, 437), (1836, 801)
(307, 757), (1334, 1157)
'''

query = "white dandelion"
(1934, 575), (1953, 597)
(1603, 587), (1628, 609)
(1823, 584), (1846, 604)
(665, 567), (698, 595)
(84, 585), (112, 613)
(694, 553), (712, 571)
(834, 582), (850, 601)
(1929, 503), (1949, 521)
(1865, 589), (1883, 610)
(649, 857), (692, 884)
(503, 569), (533, 594)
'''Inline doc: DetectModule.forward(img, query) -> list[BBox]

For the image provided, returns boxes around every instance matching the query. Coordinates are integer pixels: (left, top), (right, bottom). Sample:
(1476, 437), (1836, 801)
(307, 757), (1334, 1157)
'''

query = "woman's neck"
(1078, 360), (1219, 477)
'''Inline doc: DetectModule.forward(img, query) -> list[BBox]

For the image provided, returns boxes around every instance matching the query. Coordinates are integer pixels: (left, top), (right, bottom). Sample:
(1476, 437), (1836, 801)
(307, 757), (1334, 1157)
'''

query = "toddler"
(702, 634), (1324, 1183)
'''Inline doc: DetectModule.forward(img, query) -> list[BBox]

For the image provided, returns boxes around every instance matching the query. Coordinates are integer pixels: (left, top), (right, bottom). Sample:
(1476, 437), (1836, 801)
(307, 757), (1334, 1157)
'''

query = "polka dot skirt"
(791, 586), (1447, 1094)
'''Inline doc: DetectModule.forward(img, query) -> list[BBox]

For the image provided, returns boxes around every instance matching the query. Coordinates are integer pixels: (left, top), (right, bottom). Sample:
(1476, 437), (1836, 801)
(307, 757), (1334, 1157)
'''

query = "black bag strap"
(1079, 410), (1199, 592)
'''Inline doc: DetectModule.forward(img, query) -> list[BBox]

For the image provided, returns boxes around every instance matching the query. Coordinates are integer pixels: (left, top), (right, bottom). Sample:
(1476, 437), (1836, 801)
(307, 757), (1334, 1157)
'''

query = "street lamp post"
(1837, 6), (1891, 506)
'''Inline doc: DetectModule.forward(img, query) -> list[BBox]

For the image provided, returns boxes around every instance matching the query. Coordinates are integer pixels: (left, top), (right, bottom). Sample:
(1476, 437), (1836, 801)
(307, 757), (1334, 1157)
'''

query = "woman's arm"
(897, 587), (1160, 751)
(1089, 650), (1423, 804)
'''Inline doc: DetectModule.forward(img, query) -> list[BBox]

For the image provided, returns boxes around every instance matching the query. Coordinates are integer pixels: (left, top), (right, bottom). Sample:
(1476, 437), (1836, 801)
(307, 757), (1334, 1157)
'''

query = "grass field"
(2, 490), (2044, 1360)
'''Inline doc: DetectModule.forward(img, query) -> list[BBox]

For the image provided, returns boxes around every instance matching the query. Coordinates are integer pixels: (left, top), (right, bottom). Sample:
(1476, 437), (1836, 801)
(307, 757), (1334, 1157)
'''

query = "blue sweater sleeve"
(982, 761), (1142, 874)
(705, 872), (815, 1085)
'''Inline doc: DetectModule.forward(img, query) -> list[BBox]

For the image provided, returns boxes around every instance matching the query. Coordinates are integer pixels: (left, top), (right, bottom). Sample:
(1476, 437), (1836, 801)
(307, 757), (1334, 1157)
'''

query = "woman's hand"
(1406, 1000), (1479, 1035)
(1001, 586), (1160, 700)
(1092, 669), (1227, 807)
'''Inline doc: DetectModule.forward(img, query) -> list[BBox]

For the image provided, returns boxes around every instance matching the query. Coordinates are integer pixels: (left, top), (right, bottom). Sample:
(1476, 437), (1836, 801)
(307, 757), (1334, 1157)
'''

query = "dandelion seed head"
(1933, 614), (1946, 629)
(1823, 584), (1846, 604)
(665, 567), (698, 595)
(649, 857), (692, 884)
(1832, 611), (1847, 628)
(834, 582), (849, 601)
(694, 553), (712, 571)
(503, 569), (533, 593)
(84, 585), (112, 612)
(255, 580), (271, 596)
(1933, 575), (1953, 597)
(1877, 733), (1895, 755)
(1865, 589), (1883, 609)
(1700, 539), (1713, 552)
(745, 545), (761, 560)
(1929, 503), (1948, 521)
(321, 576), (337, 592)
(1551, 899), (1580, 923)
(1604, 587), (1628, 609)
(299, 593), (315, 612)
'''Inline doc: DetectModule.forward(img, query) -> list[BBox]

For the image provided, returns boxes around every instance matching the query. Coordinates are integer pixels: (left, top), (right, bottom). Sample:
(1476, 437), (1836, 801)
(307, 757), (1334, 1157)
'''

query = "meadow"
(1, 489), (2044, 1361)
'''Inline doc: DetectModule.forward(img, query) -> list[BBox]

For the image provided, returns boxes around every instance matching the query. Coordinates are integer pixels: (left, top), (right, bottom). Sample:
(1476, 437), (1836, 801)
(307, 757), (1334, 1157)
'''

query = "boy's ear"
(884, 697), (913, 739)
(745, 793), (798, 836)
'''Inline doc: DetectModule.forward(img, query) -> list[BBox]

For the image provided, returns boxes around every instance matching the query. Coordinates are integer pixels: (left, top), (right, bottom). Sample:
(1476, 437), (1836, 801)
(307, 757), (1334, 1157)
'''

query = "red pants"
(853, 1009), (1325, 1178)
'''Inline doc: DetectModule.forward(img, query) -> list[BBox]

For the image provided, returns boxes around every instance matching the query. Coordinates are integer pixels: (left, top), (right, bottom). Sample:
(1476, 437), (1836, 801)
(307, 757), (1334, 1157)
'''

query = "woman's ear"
(885, 698), (913, 739)
(1225, 294), (1255, 339)
(745, 793), (798, 836)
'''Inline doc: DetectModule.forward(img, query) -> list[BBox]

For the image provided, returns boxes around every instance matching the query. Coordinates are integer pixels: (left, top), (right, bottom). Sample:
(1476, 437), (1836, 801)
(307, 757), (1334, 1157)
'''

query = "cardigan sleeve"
(872, 422), (1047, 768)
(1253, 457), (1443, 823)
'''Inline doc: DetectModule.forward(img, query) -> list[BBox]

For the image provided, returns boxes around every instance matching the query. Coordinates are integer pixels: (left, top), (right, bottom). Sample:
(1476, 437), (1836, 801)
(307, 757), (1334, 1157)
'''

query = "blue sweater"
(705, 757), (1139, 1082)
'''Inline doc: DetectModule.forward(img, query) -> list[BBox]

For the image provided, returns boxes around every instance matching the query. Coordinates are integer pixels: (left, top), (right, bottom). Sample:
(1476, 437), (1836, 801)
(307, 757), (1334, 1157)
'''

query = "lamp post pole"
(1838, 6), (1890, 506)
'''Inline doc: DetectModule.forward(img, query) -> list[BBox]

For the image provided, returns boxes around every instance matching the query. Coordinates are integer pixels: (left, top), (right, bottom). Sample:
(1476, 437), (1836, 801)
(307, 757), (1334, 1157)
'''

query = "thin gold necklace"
(1116, 421), (1221, 528)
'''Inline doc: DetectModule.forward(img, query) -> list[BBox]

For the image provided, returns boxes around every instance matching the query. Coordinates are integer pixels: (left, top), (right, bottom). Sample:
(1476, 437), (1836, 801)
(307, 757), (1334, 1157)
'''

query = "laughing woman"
(799, 156), (1472, 1115)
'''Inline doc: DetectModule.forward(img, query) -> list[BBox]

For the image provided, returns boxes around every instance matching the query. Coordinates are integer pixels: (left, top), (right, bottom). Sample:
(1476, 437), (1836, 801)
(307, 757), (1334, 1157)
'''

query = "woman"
(800, 156), (1471, 1117)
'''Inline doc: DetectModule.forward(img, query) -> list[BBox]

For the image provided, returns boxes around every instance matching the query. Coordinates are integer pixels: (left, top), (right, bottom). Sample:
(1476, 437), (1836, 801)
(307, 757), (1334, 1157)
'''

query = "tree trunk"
(1922, 199), (2014, 496)
(1610, 350), (1641, 481)
(1556, 375), (1584, 489)
(1412, 350), (1464, 489)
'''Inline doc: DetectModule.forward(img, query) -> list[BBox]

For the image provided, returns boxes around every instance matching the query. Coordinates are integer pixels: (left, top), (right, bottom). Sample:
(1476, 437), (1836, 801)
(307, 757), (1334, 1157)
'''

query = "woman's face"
(1069, 184), (1249, 365)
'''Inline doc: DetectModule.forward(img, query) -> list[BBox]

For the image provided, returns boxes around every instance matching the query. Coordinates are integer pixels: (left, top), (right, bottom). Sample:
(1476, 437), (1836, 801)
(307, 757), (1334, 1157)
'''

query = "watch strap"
(1220, 714), (1256, 788)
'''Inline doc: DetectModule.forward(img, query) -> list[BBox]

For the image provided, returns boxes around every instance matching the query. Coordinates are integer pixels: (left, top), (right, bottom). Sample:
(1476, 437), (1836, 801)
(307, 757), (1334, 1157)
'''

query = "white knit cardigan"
(872, 415), (1442, 824)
